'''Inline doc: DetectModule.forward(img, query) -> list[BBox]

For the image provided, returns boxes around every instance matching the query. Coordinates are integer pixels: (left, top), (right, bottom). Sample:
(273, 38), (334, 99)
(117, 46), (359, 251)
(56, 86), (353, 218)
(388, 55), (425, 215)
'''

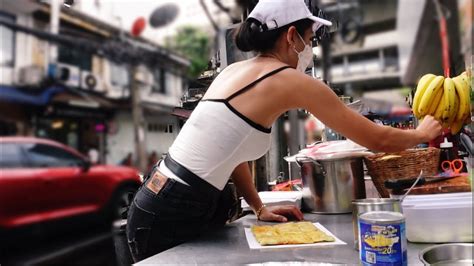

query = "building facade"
(0, 1), (190, 166)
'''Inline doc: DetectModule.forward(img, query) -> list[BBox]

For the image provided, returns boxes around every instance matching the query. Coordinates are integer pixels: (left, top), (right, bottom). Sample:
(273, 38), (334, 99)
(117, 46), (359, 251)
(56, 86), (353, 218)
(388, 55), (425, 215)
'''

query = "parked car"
(0, 137), (142, 231)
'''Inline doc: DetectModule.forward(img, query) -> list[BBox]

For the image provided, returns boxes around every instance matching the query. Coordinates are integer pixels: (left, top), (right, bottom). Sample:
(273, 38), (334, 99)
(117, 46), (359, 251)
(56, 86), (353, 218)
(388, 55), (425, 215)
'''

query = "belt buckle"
(145, 170), (169, 194)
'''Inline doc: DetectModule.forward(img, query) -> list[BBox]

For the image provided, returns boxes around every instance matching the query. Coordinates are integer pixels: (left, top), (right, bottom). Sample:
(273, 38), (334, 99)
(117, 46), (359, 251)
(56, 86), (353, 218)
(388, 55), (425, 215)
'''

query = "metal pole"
(313, 0), (331, 83)
(131, 66), (147, 172)
(255, 156), (268, 192)
(320, 36), (331, 82)
(288, 110), (301, 180)
(49, 0), (60, 63)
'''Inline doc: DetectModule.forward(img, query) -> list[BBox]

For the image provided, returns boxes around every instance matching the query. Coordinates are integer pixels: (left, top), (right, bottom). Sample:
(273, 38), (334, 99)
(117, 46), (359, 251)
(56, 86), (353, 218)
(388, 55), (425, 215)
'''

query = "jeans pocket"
(126, 203), (155, 262)
(209, 182), (238, 227)
(130, 227), (151, 261)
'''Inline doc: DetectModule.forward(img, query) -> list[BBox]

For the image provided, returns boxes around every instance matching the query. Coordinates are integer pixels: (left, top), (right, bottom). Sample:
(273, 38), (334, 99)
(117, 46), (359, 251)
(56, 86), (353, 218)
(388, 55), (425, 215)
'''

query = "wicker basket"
(364, 148), (440, 198)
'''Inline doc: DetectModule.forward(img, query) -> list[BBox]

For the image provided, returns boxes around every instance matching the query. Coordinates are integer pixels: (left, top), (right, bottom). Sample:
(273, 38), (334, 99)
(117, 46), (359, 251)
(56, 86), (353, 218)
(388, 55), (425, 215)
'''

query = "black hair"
(234, 18), (314, 53)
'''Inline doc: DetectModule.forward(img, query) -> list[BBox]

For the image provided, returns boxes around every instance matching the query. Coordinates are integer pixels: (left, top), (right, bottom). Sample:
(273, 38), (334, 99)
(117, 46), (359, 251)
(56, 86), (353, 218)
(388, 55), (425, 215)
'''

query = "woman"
(126, 0), (442, 261)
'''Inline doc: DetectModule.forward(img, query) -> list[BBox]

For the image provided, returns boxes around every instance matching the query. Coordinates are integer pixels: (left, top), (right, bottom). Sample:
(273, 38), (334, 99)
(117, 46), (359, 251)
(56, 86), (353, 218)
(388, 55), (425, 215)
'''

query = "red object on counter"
(272, 179), (302, 191)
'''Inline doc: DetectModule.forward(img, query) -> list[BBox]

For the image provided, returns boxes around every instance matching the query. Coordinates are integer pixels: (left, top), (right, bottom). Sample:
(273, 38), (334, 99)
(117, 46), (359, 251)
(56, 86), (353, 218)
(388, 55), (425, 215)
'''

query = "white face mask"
(293, 32), (314, 72)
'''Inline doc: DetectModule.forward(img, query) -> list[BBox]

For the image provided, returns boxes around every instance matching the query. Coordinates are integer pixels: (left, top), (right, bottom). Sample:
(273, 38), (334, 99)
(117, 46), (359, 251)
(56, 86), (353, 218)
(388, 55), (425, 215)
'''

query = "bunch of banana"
(412, 72), (471, 134)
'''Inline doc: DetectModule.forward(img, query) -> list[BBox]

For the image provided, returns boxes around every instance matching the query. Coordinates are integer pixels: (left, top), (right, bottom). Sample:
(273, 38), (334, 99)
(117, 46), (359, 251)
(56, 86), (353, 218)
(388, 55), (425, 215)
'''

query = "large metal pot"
(351, 198), (402, 250)
(296, 156), (366, 214)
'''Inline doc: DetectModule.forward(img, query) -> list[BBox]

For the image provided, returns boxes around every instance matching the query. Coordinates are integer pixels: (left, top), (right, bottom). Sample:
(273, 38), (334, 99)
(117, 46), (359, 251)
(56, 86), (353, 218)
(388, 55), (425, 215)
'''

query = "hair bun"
(249, 21), (262, 33)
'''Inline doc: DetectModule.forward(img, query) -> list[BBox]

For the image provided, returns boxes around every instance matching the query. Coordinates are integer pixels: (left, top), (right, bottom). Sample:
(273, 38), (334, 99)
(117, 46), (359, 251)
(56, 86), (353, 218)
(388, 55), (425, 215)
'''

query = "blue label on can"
(359, 221), (407, 266)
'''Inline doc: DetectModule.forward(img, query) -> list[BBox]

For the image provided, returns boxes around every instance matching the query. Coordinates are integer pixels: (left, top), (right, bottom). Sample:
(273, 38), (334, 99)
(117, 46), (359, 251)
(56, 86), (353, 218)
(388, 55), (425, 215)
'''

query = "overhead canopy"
(0, 86), (64, 106)
(171, 107), (193, 119)
(52, 90), (117, 109)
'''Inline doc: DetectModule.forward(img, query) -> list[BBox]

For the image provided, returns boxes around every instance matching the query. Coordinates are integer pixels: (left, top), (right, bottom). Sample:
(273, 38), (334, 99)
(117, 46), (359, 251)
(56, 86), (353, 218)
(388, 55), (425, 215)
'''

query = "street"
(1, 226), (117, 266)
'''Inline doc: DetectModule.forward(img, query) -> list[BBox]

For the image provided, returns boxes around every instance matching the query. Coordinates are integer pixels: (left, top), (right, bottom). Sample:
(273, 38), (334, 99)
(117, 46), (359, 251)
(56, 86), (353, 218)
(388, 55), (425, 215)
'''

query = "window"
(58, 44), (92, 70)
(151, 68), (166, 94)
(0, 12), (15, 67)
(23, 143), (84, 168)
(0, 143), (26, 168)
(110, 62), (130, 88)
(147, 123), (173, 133)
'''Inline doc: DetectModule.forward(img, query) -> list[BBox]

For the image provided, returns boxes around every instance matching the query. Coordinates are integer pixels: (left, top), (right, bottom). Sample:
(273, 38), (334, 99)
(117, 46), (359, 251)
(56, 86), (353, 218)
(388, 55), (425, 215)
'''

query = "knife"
(460, 133), (473, 157)
(384, 175), (458, 190)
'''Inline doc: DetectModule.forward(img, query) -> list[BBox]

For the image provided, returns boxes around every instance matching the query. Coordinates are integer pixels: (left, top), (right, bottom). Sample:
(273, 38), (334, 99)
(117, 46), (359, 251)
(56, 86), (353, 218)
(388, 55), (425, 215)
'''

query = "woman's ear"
(286, 26), (297, 48)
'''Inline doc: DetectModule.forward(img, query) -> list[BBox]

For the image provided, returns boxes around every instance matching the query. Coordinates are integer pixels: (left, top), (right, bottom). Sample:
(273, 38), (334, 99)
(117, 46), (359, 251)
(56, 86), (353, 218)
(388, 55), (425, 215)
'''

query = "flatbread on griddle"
(251, 221), (335, 246)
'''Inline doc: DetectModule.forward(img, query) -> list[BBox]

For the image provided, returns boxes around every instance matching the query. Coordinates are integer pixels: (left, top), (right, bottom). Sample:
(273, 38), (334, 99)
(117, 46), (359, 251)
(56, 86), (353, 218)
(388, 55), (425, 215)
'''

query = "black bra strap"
(225, 66), (292, 101)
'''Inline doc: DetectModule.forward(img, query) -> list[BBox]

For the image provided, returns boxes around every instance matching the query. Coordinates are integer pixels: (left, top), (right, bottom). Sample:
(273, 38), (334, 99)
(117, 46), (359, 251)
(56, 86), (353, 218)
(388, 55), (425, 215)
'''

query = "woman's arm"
(231, 162), (303, 222)
(283, 71), (442, 152)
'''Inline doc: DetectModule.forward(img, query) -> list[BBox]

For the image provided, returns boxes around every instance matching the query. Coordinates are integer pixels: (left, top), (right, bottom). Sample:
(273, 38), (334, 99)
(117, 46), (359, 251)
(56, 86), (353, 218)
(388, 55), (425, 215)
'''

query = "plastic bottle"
(439, 137), (455, 171)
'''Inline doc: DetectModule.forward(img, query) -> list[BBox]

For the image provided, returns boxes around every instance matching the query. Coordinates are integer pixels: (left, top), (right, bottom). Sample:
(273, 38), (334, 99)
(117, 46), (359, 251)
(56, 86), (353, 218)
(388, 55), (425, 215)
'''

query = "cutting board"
(391, 175), (471, 195)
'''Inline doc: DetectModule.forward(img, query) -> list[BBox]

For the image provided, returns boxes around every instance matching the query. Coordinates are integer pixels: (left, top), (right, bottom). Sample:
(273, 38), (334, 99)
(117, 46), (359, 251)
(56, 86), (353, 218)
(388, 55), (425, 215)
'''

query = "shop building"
(0, 1), (190, 165)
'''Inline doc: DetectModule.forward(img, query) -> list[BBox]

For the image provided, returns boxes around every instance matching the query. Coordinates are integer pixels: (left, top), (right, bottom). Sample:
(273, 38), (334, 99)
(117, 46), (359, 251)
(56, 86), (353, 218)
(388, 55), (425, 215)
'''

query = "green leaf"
(166, 26), (212, 78)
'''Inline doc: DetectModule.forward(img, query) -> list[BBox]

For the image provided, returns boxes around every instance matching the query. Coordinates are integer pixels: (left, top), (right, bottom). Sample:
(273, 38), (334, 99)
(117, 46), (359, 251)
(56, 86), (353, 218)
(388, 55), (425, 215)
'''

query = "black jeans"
(126, 166), (237, 262)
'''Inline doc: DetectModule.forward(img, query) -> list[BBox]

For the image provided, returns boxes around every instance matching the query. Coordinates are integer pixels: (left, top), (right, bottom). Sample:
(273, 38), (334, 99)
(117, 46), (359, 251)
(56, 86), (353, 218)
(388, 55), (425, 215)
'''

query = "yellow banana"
(427, 88), (443, 115)
(459, 72), (472, 96)
(452, 76), (469, 121)
(451, 119), (464, 135)
(441, 78), (455, 123)
(460, 72), (471, 85)
(449, 91), (459, 124)
(418, 76), (444, 116)
(413, 74), (436, 118)
(458, 72), (471, 121)
(434, 96), (445, 121)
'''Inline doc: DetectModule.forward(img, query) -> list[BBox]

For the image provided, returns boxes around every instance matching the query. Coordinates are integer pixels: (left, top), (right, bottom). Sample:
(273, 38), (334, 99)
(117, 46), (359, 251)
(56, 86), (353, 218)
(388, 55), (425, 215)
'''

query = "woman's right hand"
(258, 205), (304, 222)
(415, 115), (443, 142)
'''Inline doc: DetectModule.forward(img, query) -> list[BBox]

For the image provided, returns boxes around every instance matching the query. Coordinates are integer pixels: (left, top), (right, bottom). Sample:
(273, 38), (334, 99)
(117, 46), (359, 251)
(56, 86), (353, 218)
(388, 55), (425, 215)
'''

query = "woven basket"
(364, 148), (440, 198)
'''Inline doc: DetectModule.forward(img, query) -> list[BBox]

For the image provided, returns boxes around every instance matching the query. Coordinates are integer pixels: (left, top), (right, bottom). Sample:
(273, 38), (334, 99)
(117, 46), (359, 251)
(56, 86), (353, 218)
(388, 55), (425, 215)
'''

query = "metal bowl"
(419, 243), (474, 265)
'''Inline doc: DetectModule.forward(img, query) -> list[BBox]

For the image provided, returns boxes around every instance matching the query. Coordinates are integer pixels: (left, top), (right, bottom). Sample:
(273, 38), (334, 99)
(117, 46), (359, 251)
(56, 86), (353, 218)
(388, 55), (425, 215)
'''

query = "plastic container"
(439, 138), (456, 171)
(402, 193), (473, 243)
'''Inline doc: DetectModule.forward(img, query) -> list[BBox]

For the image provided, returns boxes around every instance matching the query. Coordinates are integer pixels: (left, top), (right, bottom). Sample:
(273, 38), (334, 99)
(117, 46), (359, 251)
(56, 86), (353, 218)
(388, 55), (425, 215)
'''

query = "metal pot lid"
(296, 154), (367, 163)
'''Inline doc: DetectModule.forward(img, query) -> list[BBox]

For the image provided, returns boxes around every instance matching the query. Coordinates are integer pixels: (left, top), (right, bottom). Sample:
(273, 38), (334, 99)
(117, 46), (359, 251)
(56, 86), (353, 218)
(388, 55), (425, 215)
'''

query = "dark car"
(0, 137), (141, 231)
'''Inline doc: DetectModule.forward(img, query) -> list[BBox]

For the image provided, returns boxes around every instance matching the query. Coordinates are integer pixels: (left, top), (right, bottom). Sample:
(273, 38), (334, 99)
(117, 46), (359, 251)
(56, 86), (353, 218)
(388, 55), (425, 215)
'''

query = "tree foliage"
(166, 26), (211, 78)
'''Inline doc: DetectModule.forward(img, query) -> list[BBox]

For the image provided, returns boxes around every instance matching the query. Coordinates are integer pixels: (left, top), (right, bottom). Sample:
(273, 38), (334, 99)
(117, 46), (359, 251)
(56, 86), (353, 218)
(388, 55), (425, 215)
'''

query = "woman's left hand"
(258, 205), (304, 222)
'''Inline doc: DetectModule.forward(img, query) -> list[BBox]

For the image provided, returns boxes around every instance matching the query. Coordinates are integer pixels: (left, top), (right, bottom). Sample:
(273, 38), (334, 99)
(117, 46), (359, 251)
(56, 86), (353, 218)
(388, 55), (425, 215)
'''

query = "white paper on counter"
(244, 222), (346, 250)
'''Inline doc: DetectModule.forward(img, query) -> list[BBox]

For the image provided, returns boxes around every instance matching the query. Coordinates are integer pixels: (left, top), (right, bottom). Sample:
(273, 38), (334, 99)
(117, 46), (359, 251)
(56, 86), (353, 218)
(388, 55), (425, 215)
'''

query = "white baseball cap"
(248, 0), (332, 32)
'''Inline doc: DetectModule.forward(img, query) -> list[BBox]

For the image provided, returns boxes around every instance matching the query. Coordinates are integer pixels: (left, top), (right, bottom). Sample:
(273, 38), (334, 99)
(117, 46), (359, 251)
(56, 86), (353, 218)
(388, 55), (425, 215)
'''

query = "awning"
(52, 90), (116, 109)
(171, 107), (193, 119)
(0, 85), (64, 106)
(141, 101), (174, 114)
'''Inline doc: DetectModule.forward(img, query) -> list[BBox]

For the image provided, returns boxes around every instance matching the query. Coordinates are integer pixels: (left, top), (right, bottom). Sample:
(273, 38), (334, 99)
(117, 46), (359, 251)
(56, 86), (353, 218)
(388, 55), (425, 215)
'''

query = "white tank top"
(161, 66), (291, 190)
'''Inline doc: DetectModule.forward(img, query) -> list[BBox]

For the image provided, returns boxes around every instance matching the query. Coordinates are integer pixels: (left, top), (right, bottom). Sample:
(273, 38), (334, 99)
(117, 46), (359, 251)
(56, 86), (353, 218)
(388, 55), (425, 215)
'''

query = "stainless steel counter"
(137, 213), (432, 265)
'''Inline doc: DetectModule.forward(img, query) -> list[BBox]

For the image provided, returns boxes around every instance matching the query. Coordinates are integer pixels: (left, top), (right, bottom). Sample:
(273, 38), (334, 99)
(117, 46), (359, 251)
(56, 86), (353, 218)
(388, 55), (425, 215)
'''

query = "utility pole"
(49, 0), (60, 63)
(321, 34), (331, 82)
(131, 65), (147, 172)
